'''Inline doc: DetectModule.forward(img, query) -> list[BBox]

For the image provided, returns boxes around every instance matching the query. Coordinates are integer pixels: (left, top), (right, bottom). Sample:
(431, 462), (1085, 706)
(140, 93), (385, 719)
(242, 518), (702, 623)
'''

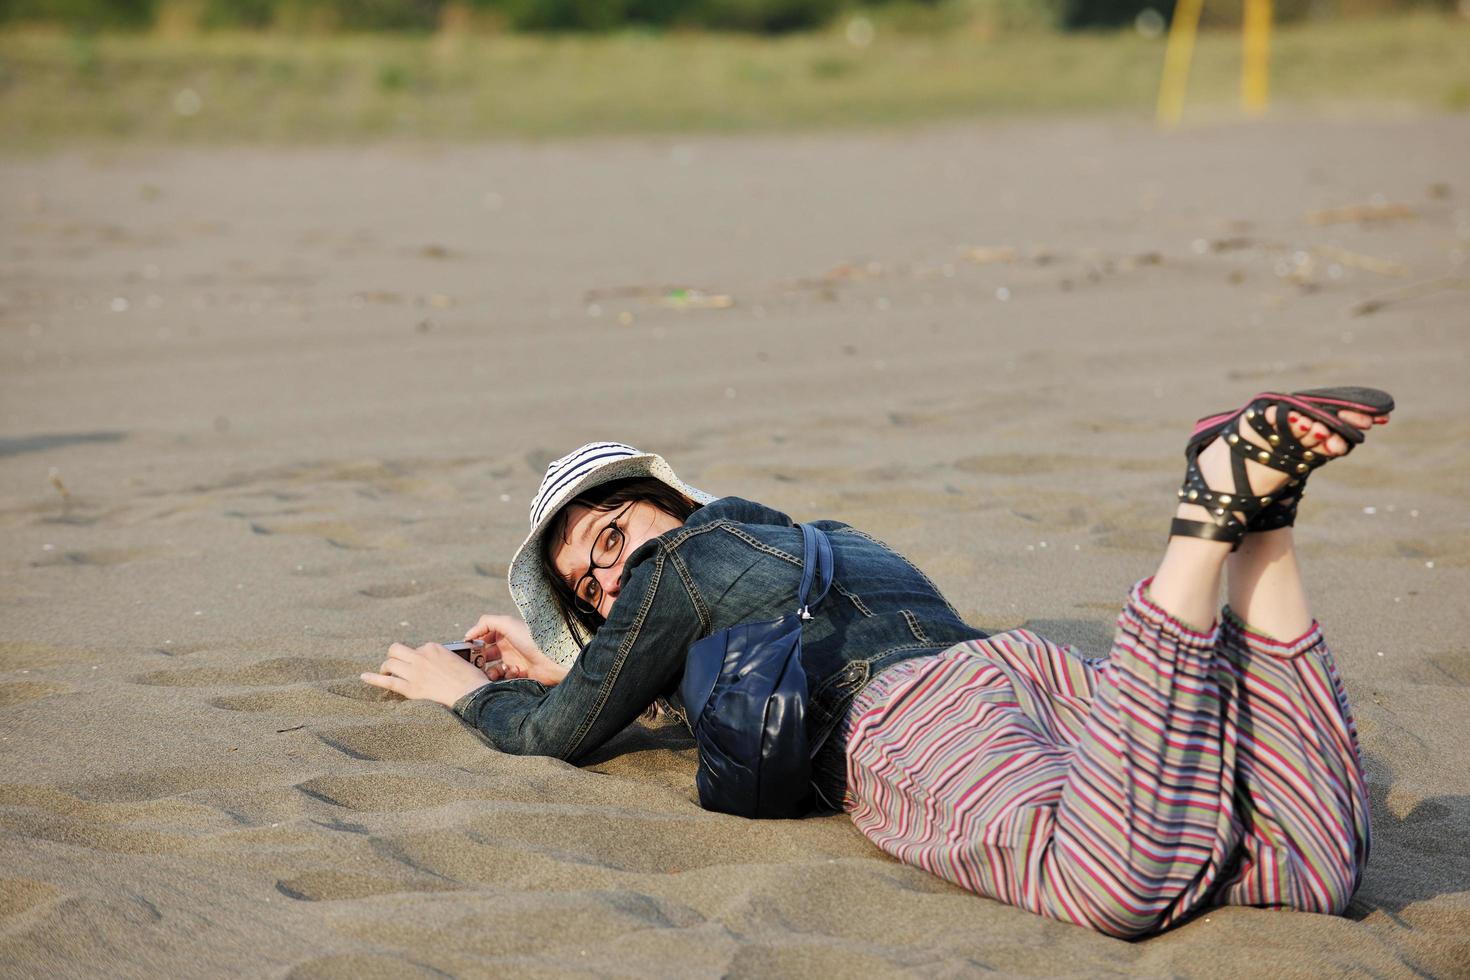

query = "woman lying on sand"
(363, 387), (1392, 937)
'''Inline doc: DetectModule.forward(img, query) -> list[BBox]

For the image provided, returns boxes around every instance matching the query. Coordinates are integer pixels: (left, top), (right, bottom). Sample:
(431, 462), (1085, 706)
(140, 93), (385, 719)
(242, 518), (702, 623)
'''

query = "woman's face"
(550, 500), (684, 619)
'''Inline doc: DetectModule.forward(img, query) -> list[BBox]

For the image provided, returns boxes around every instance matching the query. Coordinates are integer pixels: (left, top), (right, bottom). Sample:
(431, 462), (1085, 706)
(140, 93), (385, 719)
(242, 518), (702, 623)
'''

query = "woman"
(362, 387), (1391, 937)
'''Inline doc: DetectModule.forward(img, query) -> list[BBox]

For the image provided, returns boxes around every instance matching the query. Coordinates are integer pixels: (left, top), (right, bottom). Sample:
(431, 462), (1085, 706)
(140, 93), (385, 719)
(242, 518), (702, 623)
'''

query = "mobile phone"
(442, 640), (485, 661)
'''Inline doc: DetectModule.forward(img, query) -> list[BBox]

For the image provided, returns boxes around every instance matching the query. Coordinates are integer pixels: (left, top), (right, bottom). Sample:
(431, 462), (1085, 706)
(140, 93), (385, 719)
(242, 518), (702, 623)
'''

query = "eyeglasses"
(572, 503), (633, 615)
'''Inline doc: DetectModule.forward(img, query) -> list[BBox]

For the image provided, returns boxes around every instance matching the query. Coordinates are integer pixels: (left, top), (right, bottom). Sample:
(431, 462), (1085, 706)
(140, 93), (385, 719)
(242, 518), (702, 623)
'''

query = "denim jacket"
(454, 496), (988, 806)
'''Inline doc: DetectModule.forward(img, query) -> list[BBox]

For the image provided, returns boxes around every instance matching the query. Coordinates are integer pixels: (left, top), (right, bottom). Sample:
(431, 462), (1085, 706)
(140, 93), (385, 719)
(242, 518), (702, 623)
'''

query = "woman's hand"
(360, 642), (491, 708)
(464, 614), (568, 687)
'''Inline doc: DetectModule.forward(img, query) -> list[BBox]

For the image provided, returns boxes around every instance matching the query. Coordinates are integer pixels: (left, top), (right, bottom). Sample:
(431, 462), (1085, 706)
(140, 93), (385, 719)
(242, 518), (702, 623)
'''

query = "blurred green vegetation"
(0, 0), (1460, 33)
(1, 12), (1466, 148)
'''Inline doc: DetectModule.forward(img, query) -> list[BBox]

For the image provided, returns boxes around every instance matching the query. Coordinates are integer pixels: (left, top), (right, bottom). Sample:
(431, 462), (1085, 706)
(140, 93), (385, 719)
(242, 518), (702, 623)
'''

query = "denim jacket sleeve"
(452, 538), (703, 763)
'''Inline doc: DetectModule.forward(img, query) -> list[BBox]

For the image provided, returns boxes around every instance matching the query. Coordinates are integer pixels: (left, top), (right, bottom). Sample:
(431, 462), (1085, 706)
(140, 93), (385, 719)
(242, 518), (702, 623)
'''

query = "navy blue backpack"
(679, 523), (833, 819)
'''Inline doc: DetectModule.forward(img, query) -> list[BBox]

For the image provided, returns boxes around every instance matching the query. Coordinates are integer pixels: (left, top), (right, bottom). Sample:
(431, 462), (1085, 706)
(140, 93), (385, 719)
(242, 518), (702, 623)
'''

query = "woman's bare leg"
(1221, 408), (1378, 638)
(1225, 528), (1312, 639)
(1149, 537), (1230, 630)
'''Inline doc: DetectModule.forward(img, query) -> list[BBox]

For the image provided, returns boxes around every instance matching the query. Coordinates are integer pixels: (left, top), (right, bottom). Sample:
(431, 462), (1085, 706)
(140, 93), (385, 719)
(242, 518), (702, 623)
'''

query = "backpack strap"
(795, 523), (834, 620)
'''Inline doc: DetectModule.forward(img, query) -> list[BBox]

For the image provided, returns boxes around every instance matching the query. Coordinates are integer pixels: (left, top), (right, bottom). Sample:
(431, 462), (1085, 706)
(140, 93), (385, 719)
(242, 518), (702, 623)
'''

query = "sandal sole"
(1191, 386), (1394, 450)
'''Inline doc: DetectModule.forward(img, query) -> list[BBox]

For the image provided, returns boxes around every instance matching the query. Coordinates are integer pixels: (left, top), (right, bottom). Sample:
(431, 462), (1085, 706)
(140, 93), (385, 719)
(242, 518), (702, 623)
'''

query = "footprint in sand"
(148, 643), (210, 657)
(0, 641), (100, 667)
(64, 764), (263, 804)
(323, 680), (399, 703)
(0, 431), (125, 459)
(286, 954), (449, 979)
(0, 810), (186, 854)
(356, 582), (426, 600)
(0, 878), (62, 919)
(953, 452), (1087, 476)
(0, 781), (245, 839)
(295, 773), (462, 812)
(221, 507), (304, 525)
(28, 548), (156, 569)
(211, 685), (386, 716)
(1399, 652), (1470, 688)
(134, 657), (363, 688)
(274, 869), (459, 902)
(0, 682), (72, 707)
(237, 519), (386, 551)
(314, 721), (476, 763)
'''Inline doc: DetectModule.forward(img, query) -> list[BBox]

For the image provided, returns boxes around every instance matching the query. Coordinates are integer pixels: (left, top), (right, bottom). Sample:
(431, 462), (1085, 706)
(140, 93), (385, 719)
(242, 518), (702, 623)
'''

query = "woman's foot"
(1175, 407), (1376, 531)
(1171, 389), (1392, 546)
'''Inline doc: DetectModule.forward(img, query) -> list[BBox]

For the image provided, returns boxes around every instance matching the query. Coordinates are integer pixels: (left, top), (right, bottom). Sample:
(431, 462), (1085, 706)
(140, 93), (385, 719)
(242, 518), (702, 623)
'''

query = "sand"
(2, 113), (1469, 978)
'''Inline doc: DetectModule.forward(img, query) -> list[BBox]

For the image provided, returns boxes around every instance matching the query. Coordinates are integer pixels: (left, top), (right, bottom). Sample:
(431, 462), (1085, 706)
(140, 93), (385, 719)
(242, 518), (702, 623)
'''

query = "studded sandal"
(1172, 387), (1395, 548)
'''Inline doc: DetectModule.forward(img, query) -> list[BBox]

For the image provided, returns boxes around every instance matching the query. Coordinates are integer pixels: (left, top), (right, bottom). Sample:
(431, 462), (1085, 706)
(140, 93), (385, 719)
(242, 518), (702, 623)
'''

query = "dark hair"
(540, 477), (701, 650)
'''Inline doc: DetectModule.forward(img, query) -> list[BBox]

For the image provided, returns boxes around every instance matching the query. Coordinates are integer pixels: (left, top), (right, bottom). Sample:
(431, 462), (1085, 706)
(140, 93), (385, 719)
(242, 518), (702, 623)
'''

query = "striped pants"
(843, 579), (1371, 938)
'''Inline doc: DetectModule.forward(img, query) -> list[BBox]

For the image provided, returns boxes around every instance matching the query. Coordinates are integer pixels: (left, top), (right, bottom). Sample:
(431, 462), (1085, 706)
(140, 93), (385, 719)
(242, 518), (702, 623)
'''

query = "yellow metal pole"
(1242, 0), (1272, 116)
(1157, 0), (1205, 128)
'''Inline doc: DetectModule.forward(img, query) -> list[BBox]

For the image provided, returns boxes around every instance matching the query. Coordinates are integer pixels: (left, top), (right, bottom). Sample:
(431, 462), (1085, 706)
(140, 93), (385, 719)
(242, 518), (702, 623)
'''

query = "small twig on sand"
(276, 724), (307, 733)
(47, 467), (70, 515)
(1306, 202), (1416, 226)
(1313, 245), (1410, 278)
(1350, 276), (1469, 316)
(963, 246), (1018, 265)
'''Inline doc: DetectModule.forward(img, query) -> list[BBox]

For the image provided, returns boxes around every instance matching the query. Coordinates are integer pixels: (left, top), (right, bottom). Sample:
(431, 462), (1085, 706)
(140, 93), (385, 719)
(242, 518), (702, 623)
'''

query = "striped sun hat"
(507, 442), (716, 666)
